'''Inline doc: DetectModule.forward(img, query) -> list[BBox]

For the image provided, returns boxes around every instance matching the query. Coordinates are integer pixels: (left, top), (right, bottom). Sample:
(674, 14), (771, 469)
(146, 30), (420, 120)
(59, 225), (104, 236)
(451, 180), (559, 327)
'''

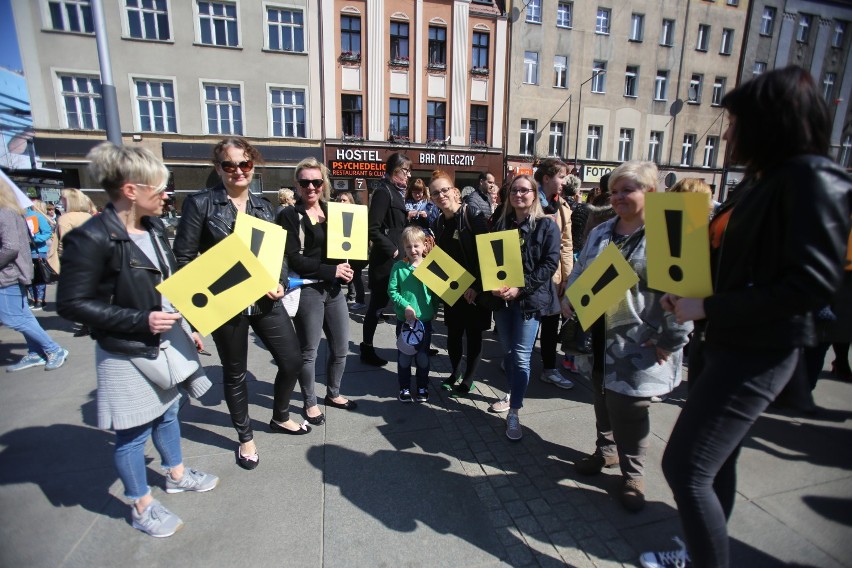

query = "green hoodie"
(388, 259), (437, 321)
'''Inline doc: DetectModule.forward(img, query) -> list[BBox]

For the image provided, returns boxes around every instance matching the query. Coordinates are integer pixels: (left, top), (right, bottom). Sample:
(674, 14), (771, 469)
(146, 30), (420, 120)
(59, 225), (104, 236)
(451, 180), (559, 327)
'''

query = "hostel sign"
(329, 148), (385, 178)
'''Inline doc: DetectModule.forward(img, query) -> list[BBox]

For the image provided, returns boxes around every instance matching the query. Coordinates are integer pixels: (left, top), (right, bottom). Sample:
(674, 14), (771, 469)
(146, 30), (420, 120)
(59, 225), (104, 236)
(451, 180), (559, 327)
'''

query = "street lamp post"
(573, 70), (606, 169)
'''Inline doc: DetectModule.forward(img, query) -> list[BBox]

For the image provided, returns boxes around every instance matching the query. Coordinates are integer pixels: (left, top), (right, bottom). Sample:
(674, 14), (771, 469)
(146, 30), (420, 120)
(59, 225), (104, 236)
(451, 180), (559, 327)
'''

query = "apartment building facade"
(506, 0), (747, 196)
(12, 0), (325, 199)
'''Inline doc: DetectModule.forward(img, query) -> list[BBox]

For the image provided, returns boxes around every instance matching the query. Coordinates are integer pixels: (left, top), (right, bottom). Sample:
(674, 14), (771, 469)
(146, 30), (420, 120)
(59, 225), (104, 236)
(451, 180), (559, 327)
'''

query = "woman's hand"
(660, 293), (681, 313)
(641, 340), (673, 365)
(404, 306), (416, 321)
(463, 288), (478, 304)
(335, 262), (354, 283)
(407, 210), (419, 220)
(149, 311), (181, 335)
(419, 211), (427, 218)
(495, 286), (519, 301)
(191, 332), (204, 352)
(266, 283), (285, 300)
(672, 297), (706, 324)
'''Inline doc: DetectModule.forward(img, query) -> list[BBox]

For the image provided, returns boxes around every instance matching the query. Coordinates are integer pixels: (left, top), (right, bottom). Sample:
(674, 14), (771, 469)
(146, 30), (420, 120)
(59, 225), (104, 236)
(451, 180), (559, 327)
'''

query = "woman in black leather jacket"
(173, 137), (306, 471)
(58, 143), (217, 537)
(642, 67), (852, 568)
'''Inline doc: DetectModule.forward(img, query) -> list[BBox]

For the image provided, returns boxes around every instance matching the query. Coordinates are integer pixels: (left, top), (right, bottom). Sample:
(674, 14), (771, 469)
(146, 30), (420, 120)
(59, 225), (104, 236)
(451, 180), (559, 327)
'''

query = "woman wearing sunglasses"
(277, 158), (357, 427)
(173, 137), (306, 472)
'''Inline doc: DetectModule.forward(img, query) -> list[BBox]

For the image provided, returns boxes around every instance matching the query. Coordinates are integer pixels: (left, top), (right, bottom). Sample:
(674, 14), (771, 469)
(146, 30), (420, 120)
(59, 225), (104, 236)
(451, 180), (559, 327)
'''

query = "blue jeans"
(0, 283), (60, 357)
(494, 302), (541, 410)
(396, 319), (432, 390)
(114, 400), (183, 500)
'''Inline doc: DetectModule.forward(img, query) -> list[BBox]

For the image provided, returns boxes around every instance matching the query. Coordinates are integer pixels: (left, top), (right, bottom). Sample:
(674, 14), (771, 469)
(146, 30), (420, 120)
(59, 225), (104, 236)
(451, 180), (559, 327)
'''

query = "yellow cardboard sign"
(413, 245), (476, 307)
(326, 202), (368, 260)
(645, 192), (712, 297)
(476, 229), (525, 290)
(233, 212), (286, 283)
(567, 243), (639, 331)
(157, 234), (277, 336)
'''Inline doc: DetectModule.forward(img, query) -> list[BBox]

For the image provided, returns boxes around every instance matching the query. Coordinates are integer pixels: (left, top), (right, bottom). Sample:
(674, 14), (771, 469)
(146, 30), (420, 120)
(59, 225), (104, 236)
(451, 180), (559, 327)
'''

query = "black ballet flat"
(305, 412), (325, 426)
(324, 396), (358, 410)
(236, 447), (259, 470)
(269, 420), (312, 435)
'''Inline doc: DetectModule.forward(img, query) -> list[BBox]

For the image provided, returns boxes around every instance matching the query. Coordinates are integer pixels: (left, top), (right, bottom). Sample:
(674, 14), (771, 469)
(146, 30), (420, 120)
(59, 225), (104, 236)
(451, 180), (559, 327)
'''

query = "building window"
(712, 77), (725, 106)
(271, 88), (305, 138)
(60, 74), (103, 129)
(703, 136), (718, 168)
(596, 8), (611, 35)
(557, 2), (573, 28)
(520, 119), (536, 155)
(524, 51), (539, 84)
(341, 15), (361, 54)
(390, 21), (409, 61)
(760, 7), (776, 36)
(655, 70), (669, 100)
(126, 0), (170, 40)
(753, 61), (766, 76)
(661, 19), (675, 46)
(618, 128), (634, 162)
(720, 28), (733, 54)
(428, 26), (446, 67)
(266, 7), (304, 52)
(472, 32), (489, 69)
(681, 134), (696, 166)
(689, 73), (703, 103)
(624, 65), (638, 97)
(648, 131), (663, 163)
(203, 83), (242, 134)
(470, 105), (488, 145)
(526, 0), (541, 24)
(198, 1), (238, 47)
(389, 98), (409, 137)
(586, 125), (602, 160)
(823, 73), (837, 101)
(832, 21), (847, 48)
(549, 122), (565, 157)
(697, 24), (710, 51)
(553, 56), (568, 88)
(341, 94), (362, 137)
(797, 14), (811, 43)
(630, 13), (644, 41)
(135, 79), (176, 133)
(48, 0), (93, 33)
(591, 61), (606, 93)
(840, 134), (852, 168)
(427, 101), (446, 141)
(726, 0), (738, 5)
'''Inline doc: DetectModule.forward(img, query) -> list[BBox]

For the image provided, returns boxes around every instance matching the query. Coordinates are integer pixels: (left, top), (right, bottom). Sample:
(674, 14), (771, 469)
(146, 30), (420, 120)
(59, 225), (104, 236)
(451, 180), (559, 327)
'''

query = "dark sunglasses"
(219, 160), (254, 173)
(297, 178), (324, 189)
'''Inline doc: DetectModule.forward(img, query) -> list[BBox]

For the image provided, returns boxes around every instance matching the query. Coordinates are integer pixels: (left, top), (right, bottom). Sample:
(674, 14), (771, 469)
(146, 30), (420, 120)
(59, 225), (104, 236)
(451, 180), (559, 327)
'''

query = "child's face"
(404, 239), (425, 262)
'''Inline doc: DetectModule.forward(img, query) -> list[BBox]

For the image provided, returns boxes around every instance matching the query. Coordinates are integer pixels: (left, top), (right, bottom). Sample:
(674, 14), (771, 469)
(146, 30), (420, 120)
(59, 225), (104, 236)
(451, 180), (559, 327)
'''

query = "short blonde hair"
(61, 188), (90, 213)
(669, 178), (712, 195)
(278, 188), (295, 206)
(401, 225), (427, 247)
(87, 142), (169, 200)
(294, 157), (331, 201)
(608, 161), (658, 193)
(30, 198), (47, 215)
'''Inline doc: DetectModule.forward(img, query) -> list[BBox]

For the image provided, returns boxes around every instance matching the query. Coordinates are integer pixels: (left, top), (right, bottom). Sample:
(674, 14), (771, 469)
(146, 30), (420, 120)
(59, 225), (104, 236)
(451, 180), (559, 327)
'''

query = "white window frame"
(524, 51), (539, 85)
(586, 125), (602, 160)
(726, 0), (738, 6)
(200, 79), (244, 135)
(624, 65), (638, 97)
(556, 2), (573, 29)
(591, 61), (606, 93)
(131, 75), (179, 133)
(596, 7), (611, 35)
(648, 131), (663, 163)
(55, 70), (104, 130)
(689, 73), (703, 104)
(630, 13), (644, 41)
(549, 122), (565, 157)
(753, 61), (766, 76)
(661, 18), (675, 46)
(43, 0), (94, 33)
(840, 134), (852, 168)
(697, 24), (710, 51)
(823, 73), (836, 101)
(526, 0), (541, 24)
(520, 119), (536, 156)
(618, 128), (633, 162)
(681, 133), (696, 166)
(655, 70), (669, 101)
(268, 84), (308, 138)
(760, 7), (776, 36)
(703, 136), (718, 168)
(195, 0), (240, 47)
(264, 3), (305, 53)
(712, 77), (725, 106)
(797, 14), (811, 43)
(123, 0), (172, 41)
(553, 56), (568, 89)
(832, 21), (846, 48)
(720, 28), (734, 54)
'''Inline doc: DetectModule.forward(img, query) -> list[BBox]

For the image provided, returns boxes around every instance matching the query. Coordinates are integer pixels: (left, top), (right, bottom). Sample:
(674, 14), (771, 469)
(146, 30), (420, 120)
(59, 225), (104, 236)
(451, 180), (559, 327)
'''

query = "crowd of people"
(2, 66), (849, 567)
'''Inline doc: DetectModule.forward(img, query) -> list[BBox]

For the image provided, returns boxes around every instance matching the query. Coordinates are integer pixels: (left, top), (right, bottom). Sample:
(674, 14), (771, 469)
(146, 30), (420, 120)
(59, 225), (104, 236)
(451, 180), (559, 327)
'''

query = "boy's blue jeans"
(396, 319), (432, 390)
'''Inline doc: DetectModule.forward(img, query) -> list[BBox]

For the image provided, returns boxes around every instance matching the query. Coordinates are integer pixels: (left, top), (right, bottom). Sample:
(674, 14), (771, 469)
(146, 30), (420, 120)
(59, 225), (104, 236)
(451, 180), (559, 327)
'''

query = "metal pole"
(91, 0), (122, 145)
(573, 88), (582, 167)
(566, 95), (571, 166)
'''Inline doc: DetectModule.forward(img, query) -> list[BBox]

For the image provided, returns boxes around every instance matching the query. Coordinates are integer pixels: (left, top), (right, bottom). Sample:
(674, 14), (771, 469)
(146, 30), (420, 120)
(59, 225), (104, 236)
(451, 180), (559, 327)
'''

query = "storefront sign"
(418, 153), (477, 166)
(329, 160), (386, 177)
(581, 163), (617, 183)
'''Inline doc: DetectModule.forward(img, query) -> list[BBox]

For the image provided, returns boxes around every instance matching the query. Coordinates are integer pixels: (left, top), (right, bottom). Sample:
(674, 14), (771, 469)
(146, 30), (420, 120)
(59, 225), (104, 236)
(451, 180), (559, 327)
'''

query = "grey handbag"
(131, 322), (203, 391)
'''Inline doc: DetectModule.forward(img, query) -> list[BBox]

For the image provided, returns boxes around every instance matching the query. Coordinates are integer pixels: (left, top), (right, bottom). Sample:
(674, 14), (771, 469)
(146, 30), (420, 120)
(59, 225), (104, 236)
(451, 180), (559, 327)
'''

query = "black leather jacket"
(367, 177), (407, 283)
(57, 204), (174, 358)
(703, 155), (852, 349)
(433, 203), (490, 294)
(172, 184), (287, 312)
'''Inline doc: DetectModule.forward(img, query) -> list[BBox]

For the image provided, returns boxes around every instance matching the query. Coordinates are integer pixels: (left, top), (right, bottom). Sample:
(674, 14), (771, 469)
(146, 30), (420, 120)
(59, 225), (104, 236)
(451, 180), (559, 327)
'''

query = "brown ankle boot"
(574, 451), (619, 475)
(620, 477), (645, 512)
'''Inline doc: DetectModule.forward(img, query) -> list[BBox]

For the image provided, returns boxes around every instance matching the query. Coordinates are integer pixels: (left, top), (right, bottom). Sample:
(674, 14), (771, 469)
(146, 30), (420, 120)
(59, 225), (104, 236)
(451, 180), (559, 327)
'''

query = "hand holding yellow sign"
(566, 243), (639, 330)
(234, 213), (286, 285)
(645, 193), (712, 297)
(326, 202), (368, 260)
(413, 245), (476, 307)
(476, 230), (525, 290)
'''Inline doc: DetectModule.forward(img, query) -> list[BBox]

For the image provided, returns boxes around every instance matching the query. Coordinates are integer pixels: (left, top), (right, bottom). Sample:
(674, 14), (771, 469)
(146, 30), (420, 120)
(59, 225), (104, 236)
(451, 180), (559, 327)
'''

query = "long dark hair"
(721, 66), (830, 174)
(533, 158), (567, 185)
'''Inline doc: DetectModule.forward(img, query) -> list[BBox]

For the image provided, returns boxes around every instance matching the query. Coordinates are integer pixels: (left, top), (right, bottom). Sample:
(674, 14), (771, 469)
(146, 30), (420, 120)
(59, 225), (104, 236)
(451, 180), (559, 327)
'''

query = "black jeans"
(539, 313), (560, 370)
(444, 299), (485, 380)
(363, 275), (390, 345)
(662, 345), (797, 568)
(211, 303), (302, 443)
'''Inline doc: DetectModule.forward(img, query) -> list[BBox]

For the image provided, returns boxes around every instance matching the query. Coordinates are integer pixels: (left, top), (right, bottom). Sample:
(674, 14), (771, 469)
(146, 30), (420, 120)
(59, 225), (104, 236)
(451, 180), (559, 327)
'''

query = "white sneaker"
(639, 536), (691, 568)
(540, 369), (575, 389)
(489, 393), (510, 413)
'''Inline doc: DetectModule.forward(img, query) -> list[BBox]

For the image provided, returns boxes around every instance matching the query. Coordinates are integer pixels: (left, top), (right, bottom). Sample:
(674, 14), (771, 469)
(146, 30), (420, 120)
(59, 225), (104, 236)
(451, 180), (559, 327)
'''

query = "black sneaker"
(398, 388), (413, 402)
(414, 387), (429, 402)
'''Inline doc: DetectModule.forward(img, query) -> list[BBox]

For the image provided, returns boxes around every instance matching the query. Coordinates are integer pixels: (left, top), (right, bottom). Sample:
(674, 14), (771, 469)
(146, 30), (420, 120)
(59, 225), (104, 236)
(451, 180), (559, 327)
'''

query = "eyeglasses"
(399, 167), (411, 176)
(509, 187), (534, 195)
(297, 178), (324, 189)
(219, 160), (254, 174)
(430, 187), (453, 198)
(136, 183), (168, 195)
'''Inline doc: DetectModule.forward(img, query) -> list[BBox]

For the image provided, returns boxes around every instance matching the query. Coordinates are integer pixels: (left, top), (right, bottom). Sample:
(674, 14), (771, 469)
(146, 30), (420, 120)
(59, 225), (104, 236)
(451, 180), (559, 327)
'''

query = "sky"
(0, 0), (23, 72)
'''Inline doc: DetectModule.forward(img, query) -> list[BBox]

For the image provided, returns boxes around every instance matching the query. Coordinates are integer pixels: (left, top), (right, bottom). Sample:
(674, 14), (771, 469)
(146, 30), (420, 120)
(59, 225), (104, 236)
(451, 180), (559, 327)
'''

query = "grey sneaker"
(506, 411), (522, 441)
(639, 536), (691, 568)
(540, 369), (575, 389)
(7, 353), (47, 372)
(44, 348), (68, 371)
(489, 393), (511, 413)
(165, 468), (219, 494)
(131, 499), (184, 537)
